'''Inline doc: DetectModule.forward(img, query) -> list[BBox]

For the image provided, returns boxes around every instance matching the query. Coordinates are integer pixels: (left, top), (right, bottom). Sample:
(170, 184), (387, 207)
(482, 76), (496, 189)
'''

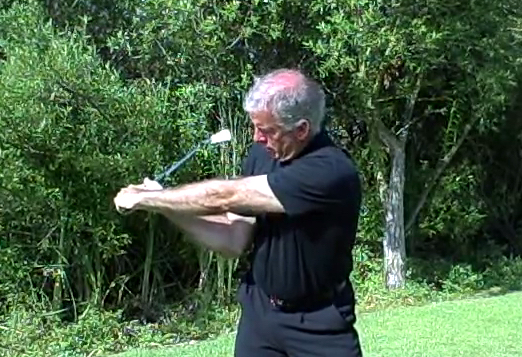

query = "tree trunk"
(383, 145), (407, 289)
(375, 73), (422, 289)
(377, 120), (407, 289)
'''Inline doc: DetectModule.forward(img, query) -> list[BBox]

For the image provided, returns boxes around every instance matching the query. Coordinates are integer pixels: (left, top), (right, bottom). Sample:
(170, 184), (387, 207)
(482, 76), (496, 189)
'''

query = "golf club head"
(210, 129), (232, 144)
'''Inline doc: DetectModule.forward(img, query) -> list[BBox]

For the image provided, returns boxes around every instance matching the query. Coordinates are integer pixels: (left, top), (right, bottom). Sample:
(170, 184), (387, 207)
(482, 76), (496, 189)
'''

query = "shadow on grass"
(406, 255), (522, 300)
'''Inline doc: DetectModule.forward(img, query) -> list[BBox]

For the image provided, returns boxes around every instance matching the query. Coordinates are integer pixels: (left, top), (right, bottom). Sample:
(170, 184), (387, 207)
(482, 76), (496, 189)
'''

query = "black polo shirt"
(241, 130), (362, 301)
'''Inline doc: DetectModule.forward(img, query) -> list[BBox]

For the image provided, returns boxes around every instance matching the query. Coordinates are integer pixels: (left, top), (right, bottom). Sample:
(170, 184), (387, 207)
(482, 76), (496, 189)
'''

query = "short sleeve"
(266, 150), (360, 216)
(240, 145), (256, 177)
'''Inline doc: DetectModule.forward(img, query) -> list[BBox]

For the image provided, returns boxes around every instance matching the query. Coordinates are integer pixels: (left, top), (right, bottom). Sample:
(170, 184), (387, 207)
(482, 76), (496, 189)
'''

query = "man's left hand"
(114, 178), (163, 214)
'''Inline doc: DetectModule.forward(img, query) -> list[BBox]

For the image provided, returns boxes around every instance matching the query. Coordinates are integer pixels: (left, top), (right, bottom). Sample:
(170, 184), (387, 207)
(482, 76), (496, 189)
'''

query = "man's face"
(249, 111), (309, 161)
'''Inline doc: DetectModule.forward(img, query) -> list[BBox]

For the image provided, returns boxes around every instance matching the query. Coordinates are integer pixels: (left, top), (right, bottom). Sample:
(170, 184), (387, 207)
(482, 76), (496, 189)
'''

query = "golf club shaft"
(116, 129), (230, 216)
(118, 143), (203, 215)
(154, 139), (210, 183)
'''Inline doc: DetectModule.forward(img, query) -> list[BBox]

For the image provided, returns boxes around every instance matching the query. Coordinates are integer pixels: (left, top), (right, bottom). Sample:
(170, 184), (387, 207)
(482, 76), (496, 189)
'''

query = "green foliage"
(417, 163), (486, 238)
(0, 246), (34, 314)
(0, 0), (222, 316)
(352, 249), (522, 311)
(0, 299), (239, 356)
(303, 0), (522, 224)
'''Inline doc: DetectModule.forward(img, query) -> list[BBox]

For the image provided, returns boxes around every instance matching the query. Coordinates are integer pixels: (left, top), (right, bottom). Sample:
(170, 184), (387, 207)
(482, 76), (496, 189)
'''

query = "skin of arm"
(135, 175), (285, 217)
(158, 210), (256, 259)
(121, 177), (266, 258)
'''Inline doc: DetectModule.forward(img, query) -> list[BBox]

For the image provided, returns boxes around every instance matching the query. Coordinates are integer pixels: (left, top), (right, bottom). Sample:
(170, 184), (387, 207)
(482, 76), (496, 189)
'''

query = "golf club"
(154, 128), (232, 184)
(115, 128), (232, 215)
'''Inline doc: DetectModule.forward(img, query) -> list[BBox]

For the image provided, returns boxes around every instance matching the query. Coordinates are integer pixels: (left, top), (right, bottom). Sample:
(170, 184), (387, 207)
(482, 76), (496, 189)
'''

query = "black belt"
(268, 281), (346, 312)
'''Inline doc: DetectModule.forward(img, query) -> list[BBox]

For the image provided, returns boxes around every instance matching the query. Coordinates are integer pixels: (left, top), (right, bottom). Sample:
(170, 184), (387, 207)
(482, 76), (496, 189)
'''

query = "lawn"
(112, 291), (522, 357)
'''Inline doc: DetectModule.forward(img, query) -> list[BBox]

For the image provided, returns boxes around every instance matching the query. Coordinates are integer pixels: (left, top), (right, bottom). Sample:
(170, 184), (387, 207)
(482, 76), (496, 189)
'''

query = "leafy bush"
(0, 1), (222, 315)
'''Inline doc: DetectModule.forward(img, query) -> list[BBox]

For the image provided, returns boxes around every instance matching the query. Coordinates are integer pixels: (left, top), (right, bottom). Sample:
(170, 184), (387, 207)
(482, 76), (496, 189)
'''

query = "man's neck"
(280, 132), (320, 162)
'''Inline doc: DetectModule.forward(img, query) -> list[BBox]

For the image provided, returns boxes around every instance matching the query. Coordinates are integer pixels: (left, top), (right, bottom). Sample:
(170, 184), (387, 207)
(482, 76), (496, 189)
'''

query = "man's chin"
(265, 147), (276, 156)
(264, 146), (286, 160)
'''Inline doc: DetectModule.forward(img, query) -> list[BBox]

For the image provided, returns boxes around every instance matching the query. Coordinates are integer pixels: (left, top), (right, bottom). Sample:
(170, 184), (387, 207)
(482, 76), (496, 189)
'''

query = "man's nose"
(253, 128), (267, 143)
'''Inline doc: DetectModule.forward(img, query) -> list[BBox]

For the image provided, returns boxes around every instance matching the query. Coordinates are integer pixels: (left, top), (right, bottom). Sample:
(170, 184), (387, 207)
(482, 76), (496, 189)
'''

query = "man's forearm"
(158, 209), (253, 258)
(161, 210), (234, 256)
(136, 176), (276, 217)
(139, 179), (238, 216)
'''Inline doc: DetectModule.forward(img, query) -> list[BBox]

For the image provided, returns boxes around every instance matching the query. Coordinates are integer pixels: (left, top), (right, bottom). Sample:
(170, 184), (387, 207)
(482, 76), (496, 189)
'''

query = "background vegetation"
(1, 0), (522, 356)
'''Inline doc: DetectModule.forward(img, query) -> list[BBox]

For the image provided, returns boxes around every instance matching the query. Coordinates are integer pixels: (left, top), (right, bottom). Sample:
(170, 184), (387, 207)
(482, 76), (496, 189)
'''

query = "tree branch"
(377, 72), (423, 151)
(376, 118), (401, 151)
(396, 73), (423, 139)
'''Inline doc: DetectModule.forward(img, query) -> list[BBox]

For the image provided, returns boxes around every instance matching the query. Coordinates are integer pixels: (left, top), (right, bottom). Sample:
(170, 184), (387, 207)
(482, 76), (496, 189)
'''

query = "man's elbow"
(203, 180), (239, 214)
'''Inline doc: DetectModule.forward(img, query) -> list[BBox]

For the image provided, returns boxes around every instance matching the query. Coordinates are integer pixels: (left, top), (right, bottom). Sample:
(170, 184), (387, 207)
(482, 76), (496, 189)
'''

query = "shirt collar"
(283, 129), (334, 164)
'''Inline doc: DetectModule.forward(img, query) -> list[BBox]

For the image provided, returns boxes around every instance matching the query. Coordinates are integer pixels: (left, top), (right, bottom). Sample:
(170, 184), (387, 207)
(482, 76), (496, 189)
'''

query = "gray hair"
(243, 69), (326, 135)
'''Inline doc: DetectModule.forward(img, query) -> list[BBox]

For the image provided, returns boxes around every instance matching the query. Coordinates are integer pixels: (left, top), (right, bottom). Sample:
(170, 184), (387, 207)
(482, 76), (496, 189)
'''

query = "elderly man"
(114, 68), (364, 357)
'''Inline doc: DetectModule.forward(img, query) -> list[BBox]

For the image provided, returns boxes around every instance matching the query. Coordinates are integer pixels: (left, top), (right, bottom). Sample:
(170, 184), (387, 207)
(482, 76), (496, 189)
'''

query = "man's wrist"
(136, 189), (163, 211)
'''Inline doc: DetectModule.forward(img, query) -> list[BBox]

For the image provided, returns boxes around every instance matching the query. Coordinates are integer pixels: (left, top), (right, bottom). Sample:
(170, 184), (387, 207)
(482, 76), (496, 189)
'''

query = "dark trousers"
(234, 282), (363, 357)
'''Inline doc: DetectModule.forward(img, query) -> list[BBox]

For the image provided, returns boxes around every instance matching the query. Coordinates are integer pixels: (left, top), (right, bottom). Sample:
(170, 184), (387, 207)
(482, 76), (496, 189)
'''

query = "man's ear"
(295, 119), (311, 140)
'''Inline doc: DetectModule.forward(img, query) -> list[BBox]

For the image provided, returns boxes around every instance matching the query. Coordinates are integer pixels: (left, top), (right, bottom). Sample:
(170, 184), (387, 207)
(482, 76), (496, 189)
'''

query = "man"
(114, 68), (364, 356)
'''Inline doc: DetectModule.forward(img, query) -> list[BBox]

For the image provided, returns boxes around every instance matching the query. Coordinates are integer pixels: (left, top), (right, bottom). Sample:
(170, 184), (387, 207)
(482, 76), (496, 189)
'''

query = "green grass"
(111, 291), (522, 357)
